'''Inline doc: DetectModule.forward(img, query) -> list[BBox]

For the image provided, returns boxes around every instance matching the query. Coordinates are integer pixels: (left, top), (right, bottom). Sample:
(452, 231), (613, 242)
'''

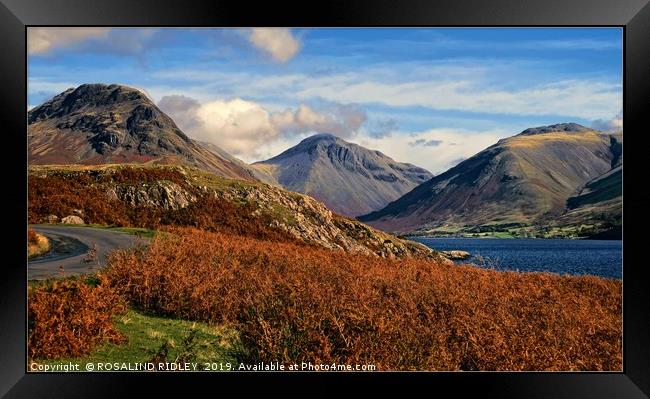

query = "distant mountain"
(359, 124), (621, 233)
(196, 140), (277, 184)
(555, 132), (622, 239)
(518, 122), (591, 136)
(28, 83), (258, 181)
(252, 133), (433, 217)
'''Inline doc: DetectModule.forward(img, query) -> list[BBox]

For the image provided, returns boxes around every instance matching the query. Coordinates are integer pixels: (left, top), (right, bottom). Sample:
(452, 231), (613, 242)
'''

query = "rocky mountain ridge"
(253, 133), (433, 217)
(28, 84), (260, 181)
(29, 164), (443, 261)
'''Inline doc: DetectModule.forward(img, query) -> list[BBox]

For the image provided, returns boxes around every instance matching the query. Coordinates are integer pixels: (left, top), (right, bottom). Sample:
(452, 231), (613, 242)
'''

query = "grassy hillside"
(360, 128), (619, 234)
(30, 227), (620, 370)
(34, 309), (239, 369)
(567, 166), (621, 210)
(27, 157), (622, 370)
(28, 163), (437, 260)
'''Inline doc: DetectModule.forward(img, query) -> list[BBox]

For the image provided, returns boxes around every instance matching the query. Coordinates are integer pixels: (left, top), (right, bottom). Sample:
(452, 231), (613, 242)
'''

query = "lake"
(413, 238), (622, 279)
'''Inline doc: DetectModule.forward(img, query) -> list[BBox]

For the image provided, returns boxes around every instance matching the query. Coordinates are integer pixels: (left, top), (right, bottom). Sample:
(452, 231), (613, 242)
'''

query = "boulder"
(46, 214), (59, 224)
(61, 215), (84, 225)
(441, 250), (471, 260)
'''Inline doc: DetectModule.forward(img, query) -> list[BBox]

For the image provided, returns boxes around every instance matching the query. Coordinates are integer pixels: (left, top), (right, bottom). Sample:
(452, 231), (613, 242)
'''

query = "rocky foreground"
(29, 164), (446, 262)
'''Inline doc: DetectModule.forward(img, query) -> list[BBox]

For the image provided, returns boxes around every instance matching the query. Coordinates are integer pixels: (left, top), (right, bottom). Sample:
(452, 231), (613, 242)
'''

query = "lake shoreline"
(403, 233), (622, 240)
(401, 224), (622, 241)
(406, 235), (622, 241)
(413, 237), (622, 279)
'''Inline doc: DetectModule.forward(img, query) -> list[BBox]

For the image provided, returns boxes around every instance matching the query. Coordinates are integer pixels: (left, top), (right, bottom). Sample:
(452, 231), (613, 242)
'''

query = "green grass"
(189, 168), (261, 192)
(97, 226), (157, 238)
(35, 309), (240, 370)
(415, 229), (518, 239)
(265, 203), (298, 226)
(488, 231), (516, 239)
(28, 274), (90, 289)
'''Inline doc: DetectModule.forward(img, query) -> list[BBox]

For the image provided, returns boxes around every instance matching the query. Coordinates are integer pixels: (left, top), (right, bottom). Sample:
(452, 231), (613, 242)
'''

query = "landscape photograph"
(27, 27), (622, 371)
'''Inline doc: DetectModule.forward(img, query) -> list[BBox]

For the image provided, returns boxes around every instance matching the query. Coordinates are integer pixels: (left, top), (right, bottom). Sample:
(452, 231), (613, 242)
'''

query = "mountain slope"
(567, 164), (621, 210)
(552, 132), (622, 238)
(360, 124), (620, 233)
(28, 83), (257, 181)
(197, 140), (277, 185)
(252, 133), (433, 217)
(28, 163), (442, 261)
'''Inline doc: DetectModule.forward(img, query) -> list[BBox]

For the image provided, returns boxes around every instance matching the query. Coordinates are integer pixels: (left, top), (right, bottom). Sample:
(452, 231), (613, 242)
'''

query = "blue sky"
(28, 27), (622, 173)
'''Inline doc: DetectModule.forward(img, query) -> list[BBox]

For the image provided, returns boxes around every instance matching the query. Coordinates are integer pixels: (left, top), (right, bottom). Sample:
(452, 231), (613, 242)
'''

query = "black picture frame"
(2, 0), (648, 397)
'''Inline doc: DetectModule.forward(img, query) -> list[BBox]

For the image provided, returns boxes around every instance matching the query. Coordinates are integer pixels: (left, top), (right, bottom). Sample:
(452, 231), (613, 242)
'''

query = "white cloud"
(194, 98), (278, 157)
(157, 95), (202, 130)
(271, 103), (366, 138)
(353, 128), (512, 174)
(247, 28), (300, 62)
(158, 92), (516, 171)
(157, 95), (365, 160)
(293, 78), (621, 120)
(28, 27), (302, 62)
(591, 110), (623, 132)
(28, 28), (161, 56)
(150, 64), (621, 120)
(28, 28), (111, 55)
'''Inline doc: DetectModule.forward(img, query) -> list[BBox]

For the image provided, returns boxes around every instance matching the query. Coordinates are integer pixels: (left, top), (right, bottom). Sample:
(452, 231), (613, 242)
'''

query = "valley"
(360, 124), (622, 240)
(26, 84), (623, 371)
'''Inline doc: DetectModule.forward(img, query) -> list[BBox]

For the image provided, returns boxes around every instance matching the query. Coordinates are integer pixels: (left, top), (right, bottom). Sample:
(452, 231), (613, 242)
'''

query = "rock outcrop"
(203, 179), (435, 259)
(106, 181), (196, 210)
(29, 164), (442, 261)
(441, 250), (471, 260)
(61, 215), (84, 224)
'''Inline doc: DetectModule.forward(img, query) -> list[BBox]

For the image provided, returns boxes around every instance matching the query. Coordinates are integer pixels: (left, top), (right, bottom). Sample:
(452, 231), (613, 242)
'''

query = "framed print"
(1, 0), (649, 397)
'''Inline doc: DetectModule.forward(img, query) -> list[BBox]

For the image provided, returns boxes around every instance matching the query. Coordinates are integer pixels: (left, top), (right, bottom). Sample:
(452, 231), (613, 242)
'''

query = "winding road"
(28, 225), (148, 280)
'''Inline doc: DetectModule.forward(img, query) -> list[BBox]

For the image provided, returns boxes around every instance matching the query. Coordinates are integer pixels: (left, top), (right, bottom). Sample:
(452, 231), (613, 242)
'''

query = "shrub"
(28, 228), (50, 258)
(28, 173), (131, 226)
(106, 227), (622, 371)
(28, 228), (39, 246)
(28, 276), (127, 360)
(28, 168), (295, 243)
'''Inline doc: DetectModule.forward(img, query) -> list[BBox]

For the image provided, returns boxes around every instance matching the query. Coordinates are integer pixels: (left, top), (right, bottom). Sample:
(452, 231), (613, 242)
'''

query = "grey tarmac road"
(28, 225), (148, 280)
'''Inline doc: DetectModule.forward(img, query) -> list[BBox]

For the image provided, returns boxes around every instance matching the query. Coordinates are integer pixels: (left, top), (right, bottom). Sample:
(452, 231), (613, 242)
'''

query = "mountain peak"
(27, 84), (261, 182)
(304, 132), (339, 141)
(60, 83), (146, 103)
(253, 134), (433, 217)
(28, 83), (152, 125)
(295, 133), (343, 149)
(263, 133), (347, 162)
(360, 125), (617, 233)
(518, 123), (591, 136)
